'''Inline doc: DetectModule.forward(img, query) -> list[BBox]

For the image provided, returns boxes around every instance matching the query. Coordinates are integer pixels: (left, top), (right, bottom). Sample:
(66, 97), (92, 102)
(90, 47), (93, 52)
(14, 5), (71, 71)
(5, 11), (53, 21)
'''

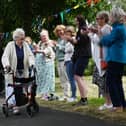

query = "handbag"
(100, 60), (108, 70)
(100, 47), (108, 70)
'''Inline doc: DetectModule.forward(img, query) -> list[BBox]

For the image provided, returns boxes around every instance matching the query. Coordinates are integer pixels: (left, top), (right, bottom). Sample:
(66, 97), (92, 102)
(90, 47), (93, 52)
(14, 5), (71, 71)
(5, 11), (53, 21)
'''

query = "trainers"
(41, 96), (48, 101)
(41, 94), (49, 101)
(98, 104), (113, 111)
(58, 96), (69, 101)
(110, 107), (123, 112)
(48, 94), (59, 101)
(13, 107), (20, 115)
(73, 99), (88, 106)
(67, 97), (77, 102)
(36, 94), (42, 98)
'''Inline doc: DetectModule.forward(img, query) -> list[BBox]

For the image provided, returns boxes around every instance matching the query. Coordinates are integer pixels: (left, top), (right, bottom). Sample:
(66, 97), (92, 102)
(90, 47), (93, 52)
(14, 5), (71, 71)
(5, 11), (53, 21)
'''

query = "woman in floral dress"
(35, 29), (55, 100)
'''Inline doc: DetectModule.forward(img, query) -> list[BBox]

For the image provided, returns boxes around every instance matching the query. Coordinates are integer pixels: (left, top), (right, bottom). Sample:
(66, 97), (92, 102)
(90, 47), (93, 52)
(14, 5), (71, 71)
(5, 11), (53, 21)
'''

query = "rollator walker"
(2, 66), (39, 117)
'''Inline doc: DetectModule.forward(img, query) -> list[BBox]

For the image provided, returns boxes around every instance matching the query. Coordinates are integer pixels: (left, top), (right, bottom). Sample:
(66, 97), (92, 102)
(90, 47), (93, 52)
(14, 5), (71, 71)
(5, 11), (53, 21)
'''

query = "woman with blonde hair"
(54, 25), (70, 101)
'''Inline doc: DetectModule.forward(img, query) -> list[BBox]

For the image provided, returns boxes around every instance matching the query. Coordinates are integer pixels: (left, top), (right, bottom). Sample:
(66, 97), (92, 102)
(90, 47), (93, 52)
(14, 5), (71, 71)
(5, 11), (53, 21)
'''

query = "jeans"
(65, 61), (76, 98)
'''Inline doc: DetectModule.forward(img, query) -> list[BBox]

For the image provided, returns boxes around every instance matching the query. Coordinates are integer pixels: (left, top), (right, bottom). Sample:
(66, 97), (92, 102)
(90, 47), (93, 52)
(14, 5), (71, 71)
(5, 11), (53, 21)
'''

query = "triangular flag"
(65, 8), (71, 13)
(60, 12), (64, 24)
(73, 4), (80, 9)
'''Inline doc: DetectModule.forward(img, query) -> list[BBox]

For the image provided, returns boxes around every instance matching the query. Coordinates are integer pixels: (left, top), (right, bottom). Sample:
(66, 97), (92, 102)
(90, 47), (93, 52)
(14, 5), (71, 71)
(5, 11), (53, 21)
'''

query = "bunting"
(87, 0), (100, 5)
(32, 0), (100, 33)
(87, 0), (92, 6)
(60, 12), (64, 24)
(93, 0), (100, 4)
(73, 4), (80, 9)
(3, 0), (101, 37)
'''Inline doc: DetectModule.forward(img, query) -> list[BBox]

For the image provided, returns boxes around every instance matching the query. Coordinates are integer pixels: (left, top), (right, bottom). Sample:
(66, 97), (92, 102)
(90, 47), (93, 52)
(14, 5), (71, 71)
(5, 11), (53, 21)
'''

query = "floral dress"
(35, 42), (55, 96)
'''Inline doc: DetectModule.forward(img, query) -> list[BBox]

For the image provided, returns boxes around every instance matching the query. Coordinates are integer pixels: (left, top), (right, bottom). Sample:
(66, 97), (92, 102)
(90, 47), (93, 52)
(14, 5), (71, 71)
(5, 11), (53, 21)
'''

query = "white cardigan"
(1, 41), (35, 78)
(89, 24), (111, 77)
(90, 33), (105, 76)
(37, 40), (55, 62)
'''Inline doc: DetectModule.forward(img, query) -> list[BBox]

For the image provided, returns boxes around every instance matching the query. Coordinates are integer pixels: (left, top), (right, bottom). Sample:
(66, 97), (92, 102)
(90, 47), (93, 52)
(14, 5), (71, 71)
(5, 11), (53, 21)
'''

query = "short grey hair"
(13, 28), (25, 40)
(110, 7), (126, 23)
(96, 11), (109, 23)
(40, 29), (49, 37)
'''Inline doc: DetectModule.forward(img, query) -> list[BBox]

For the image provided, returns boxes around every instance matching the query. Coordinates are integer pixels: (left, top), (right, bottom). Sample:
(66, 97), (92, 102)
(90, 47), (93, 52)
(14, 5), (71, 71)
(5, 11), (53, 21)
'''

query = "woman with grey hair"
(34, 29), (55, 100)
(90, 11), (113, 110)
(100, 7), (126, 112)
(1, 28), (35, 114)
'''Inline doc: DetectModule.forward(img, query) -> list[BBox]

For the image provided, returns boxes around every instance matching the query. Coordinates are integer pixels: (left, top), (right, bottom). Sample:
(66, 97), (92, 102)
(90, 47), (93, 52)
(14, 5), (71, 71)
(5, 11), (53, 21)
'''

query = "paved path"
(0, 105), (121, 126)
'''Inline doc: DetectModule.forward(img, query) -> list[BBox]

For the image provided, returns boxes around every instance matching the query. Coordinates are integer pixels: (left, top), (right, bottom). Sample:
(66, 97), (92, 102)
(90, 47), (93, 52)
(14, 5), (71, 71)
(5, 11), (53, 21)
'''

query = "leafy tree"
(109, 0), (126, 10)
(0, 0), (112, 76)
(0, 0), (111, 40)
(64, 0), (111, 25)
(0, 0), (66, 34)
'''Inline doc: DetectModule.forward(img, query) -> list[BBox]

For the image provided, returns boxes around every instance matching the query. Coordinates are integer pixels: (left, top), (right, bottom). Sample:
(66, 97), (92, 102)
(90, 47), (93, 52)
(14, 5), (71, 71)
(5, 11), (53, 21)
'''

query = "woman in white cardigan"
(1, 28), (35, 114)
(90, 11), (112, 111)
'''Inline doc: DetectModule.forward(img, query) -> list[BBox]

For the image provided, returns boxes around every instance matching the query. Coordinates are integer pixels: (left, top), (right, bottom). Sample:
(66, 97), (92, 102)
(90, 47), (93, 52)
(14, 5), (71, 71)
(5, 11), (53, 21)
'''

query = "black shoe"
(47, 93), (58, 101)
(73, 99), (88, 106)
(26, 105), (33, 117)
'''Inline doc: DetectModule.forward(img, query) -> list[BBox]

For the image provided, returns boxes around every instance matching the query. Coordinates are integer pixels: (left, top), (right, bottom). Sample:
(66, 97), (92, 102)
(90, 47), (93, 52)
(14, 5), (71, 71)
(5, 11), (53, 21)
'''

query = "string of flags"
(0, 32), (11, 41)
(1, 0), (101, 41)
(32, 0), (101, 33)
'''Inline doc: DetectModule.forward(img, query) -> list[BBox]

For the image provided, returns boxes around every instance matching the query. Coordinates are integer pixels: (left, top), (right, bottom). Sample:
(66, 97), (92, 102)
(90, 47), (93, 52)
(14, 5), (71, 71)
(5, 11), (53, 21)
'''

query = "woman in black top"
(66, 15), (91, 105)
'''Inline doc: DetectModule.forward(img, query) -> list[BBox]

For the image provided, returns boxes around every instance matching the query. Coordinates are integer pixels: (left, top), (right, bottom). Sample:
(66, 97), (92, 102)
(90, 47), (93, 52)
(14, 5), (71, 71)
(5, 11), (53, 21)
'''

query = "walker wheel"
(2, 104), (9, 117)
(33, 103), (39, 113)
(26, 105), (33, 117)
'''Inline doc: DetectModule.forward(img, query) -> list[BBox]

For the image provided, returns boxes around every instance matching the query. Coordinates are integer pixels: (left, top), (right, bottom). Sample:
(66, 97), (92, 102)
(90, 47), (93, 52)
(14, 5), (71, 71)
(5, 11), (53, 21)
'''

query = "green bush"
(84, 58), (94, 76)
(55, 58), (95, 77)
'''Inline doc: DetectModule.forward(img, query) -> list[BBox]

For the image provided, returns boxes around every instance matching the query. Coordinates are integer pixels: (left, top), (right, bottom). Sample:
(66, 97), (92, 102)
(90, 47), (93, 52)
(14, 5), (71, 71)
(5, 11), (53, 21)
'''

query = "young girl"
(64, 26), (77, 102)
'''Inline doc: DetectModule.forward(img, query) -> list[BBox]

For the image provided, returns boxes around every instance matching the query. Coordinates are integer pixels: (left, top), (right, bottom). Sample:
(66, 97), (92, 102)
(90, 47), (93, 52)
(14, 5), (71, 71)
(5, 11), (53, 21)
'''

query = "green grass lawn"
(38, 76), (126, 126)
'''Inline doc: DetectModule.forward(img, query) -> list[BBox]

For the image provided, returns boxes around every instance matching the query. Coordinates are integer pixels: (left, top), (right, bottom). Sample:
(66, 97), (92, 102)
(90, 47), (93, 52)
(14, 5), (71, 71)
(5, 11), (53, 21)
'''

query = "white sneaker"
(13, 106), (20, 115)
(67, 97), (77, 102)
(98, 104), (113, 111)
(58, 96), (69, 101)
(41, 94), (49, 101)
(41, 96), (48, 101)
(36, 94), (41, 98)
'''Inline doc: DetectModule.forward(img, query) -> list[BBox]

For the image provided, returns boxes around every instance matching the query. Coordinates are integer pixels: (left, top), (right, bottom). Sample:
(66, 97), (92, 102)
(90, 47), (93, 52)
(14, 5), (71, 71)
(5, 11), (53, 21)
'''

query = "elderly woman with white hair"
(1, 28), (35, 114)
(34, 29), (55, 100)
(100, 7), (126, 112)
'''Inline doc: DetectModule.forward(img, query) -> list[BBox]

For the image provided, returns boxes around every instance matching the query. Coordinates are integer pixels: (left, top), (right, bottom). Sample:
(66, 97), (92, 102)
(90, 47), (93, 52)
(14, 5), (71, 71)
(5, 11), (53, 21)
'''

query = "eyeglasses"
(19, 38), (25, 41)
